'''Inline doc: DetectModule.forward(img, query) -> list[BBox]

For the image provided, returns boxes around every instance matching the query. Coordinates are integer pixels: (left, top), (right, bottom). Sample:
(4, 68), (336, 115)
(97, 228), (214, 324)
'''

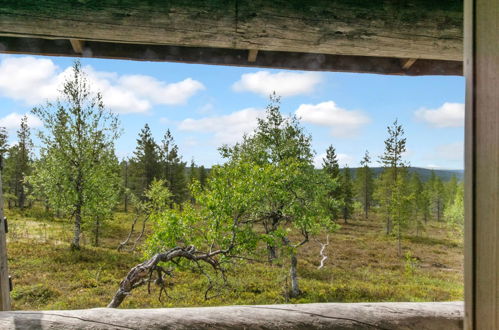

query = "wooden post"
(0, 165), (11, 310)
(464, 0), (499, 328)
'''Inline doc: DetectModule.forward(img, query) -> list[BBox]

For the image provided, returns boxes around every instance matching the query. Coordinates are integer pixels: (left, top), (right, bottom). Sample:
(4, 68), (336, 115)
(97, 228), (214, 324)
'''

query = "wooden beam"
(0, 302), (464, 329)
(0, 168), (10, 311)
(0, 0), (463, 61)
(401, 58), (417, 70)
(69, 39), (84, 54)
(464, 0), (499, 328)
(248, 49), (258, 62)
(0, 36), (463, 76)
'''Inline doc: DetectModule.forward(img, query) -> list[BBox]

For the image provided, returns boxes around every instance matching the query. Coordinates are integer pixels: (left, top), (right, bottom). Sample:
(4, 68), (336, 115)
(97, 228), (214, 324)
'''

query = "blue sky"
(0, 54), (465, 169)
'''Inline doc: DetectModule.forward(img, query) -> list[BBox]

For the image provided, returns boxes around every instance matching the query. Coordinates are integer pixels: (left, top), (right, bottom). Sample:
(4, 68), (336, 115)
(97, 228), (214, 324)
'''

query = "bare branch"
(316, 235), (329, 269)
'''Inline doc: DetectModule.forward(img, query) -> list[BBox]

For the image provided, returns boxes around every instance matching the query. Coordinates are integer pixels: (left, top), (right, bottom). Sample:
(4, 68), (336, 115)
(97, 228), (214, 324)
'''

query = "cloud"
(119, 75), (204, 106)
(178, 108), (264, 145)
(314, 152), (353, 168)
(0, 56), (205, 114)
(295, 101), (370, 137)
(0, 112), (42, 131)
(232, 71), (322, 97)
(414, 102), (464, 128)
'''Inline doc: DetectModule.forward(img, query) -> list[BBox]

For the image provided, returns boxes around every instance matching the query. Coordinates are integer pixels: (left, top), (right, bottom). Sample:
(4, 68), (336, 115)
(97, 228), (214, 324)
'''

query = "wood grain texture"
(0, 302), (464, 329)
(0, 0), (463, 61)
(0, 170), (11, 310)
(465, 0), (499, 328)
(0, 36), (463, 76)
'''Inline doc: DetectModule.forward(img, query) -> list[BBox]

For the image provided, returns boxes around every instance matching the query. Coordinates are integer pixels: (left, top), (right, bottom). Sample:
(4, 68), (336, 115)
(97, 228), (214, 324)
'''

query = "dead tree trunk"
(108, 245), (224, 308)
(289, 252), (300, 298)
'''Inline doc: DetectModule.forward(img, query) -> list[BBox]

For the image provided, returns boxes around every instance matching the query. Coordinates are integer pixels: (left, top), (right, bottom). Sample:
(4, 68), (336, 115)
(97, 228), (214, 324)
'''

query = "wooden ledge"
(0, 301), (464, 329)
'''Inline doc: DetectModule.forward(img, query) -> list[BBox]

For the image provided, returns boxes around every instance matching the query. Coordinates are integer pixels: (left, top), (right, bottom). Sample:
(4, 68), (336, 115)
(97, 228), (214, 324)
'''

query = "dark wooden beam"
(0, 36), (462, 76)
(0, 0), (463, 61)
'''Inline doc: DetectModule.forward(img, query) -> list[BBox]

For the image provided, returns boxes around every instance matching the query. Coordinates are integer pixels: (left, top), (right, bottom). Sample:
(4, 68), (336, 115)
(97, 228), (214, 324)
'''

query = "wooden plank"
(401, 58), (417, 70)
(0, 0), (463, 61)
(69, 39), (84, 54)
(0, 302), (464, 329)
(0, 36), (463, 76)
(464, 0), (499, 328)
(247, 49), (258, 62)
(0, 168), (10, 311)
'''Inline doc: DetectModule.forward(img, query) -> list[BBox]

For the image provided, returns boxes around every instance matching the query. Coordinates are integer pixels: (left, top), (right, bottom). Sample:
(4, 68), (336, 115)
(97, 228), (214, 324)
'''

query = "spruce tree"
(15, 115), (33, 209)
(160, 129), (188, 205)
(378, 119), (408, 235)
(133, 124), (160, 197)
(198, 165), (208, 189)
(322, 145), (341, 221)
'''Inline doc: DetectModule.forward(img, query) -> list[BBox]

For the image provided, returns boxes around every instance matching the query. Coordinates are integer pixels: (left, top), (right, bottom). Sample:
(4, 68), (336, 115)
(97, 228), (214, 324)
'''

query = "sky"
(0, 54), (465, 169)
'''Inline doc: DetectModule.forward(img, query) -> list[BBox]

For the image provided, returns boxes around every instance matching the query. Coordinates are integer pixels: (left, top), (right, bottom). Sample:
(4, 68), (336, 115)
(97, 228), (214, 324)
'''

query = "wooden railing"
(0, 301), (463, 329)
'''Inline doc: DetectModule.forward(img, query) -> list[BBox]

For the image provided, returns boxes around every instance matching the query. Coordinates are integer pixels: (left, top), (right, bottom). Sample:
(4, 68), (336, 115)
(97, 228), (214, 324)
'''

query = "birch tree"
(30, 60), (121, 250)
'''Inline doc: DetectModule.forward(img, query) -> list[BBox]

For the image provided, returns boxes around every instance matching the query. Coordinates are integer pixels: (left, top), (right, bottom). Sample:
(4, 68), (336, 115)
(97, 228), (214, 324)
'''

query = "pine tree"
(322, 145), (341, 221)
(355, 150), (374, 220)
(133, 124), (160, 197)
(340, 165), (354, 223)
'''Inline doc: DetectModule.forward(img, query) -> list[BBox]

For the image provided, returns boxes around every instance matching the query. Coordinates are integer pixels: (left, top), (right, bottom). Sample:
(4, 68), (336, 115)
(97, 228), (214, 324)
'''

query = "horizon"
(0, 54), (465, 170)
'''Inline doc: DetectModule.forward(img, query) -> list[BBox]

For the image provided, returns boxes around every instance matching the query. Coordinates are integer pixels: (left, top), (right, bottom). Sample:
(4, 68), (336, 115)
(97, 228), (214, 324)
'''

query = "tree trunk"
(397, 224), (402, 257)
(267, 244), (277, 264)
(386, 217), (392, 235)
(94, 217), (100, 247)
(71, 208), (82, 250)
(289, 253), (300, 298)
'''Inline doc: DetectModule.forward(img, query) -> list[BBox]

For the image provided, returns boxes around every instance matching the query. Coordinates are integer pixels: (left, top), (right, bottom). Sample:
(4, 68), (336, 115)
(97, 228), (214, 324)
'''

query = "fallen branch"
(108, 245), (226, 308)
(316, 235), (329, 269)
(117, 214), (139, 251)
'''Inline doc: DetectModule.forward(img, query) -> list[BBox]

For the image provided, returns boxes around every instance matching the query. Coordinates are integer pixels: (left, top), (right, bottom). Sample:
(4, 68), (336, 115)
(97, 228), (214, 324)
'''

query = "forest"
(2, 61), (464, 309)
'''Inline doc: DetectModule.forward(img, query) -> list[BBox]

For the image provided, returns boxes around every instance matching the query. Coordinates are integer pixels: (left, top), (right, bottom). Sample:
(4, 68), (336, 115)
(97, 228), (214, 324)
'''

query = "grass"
(5, 207), (463, 310)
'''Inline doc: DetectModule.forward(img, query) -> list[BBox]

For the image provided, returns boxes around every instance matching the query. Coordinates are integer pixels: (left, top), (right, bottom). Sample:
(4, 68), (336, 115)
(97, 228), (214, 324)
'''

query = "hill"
(345, 167), (463, 182)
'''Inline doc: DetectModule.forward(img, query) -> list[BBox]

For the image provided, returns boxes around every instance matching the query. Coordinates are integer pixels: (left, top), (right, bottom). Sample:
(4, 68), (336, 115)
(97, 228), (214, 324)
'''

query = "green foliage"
(29, 60), (121, 249)
(340, 166), (354, 223)
(160, 129), (188, 205)
(444, 182), (464, 230)
(355, 150), (374, 220)
(322, 145), (342, 222)
(131, 124), (161, 196)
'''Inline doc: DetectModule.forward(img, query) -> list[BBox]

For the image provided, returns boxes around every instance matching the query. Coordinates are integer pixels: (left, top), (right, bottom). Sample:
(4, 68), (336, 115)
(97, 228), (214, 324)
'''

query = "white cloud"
(314, 152), (353, 168)
(414, 102), (464, 128)
(0, 56), (61, 104)
(232, 71), (322, 97)
(0, 56), (205, 114)
(0, 112), (42, 130)
(119, 75), (204, 106)
(178, 108), (264, 145)
(295, 101), (370, 137)
(435, 142), (464, 161)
